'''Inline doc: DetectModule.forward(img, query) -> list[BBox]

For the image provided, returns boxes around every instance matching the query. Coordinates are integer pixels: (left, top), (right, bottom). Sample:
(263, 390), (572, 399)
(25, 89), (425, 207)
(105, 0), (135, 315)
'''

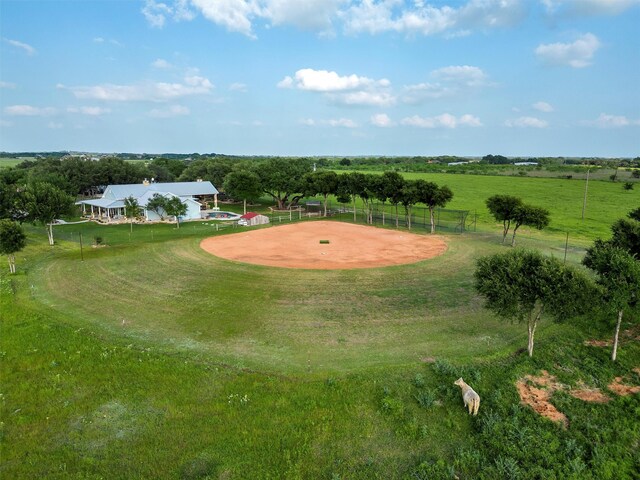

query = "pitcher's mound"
(200, 221), (447, 270)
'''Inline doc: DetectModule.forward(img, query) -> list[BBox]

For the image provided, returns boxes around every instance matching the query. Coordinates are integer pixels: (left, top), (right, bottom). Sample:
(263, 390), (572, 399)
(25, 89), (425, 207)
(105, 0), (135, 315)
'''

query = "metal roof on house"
(76, 198), (125, 208)
(105, 181), (218, 200)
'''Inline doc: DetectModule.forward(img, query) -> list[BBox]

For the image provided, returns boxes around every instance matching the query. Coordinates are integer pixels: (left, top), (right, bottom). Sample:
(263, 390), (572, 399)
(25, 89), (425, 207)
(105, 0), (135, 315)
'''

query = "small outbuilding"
(238, 212), (270, 226)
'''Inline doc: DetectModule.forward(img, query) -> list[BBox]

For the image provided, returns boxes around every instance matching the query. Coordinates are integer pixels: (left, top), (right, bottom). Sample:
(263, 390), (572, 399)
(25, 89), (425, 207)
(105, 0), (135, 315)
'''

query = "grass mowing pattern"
(29, 232), (524, 373)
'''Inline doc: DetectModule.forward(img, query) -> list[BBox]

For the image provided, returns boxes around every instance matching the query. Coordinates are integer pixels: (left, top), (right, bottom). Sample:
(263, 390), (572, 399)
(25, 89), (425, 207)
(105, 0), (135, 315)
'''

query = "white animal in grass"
(454, 377), (480, 415)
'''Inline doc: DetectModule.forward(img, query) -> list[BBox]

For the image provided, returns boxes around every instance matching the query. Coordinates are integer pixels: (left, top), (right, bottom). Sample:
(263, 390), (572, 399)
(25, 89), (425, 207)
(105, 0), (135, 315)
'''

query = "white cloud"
(586, 113), (640, 128)
(143, 0), (527, 38)
(342, 0), (525, 36)
(328, 118), (358, 128)
(279, 68), (395, 106)
(47, 121), (64, 129)
(152, 58), (173, 69)
(505, 116), (548, 128)
(459, 114), (483, 127)
(401, 113), (482, 128)
(535, 33), (601, 68)
(283, 68), (382, 92)
(542, 0), (640, 16)
(93, 36), (124, 47)
(67, 106), (111, 116)
(142, 0), (173, 27)
(229, 82), (248, 92)
(4, 38), (36, 56)
(371, 113), (393, 127)
(148, 104), (191, 118)
(0, 81), (16, 89)
(190, 0), (259, 37)
(328, 90), (396, 107)
(300, 117), (358, 127)
(533, 101), (554, 112)
(263, 0), (344, 31)
(62, 75), (213, 102)
(403, 65), (490, 104)
(277, 76), (294, 88)
(4, 105), (56, 116)
(431, 65), (488, 86)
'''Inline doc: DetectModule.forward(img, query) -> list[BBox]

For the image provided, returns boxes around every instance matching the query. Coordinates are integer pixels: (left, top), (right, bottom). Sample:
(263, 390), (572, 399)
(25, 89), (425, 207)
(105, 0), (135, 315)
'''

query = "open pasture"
(347, 171), (639, 243)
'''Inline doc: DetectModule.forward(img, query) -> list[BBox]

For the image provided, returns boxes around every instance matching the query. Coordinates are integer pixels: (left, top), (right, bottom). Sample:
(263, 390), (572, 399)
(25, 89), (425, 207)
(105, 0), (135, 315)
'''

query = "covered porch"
(76, 199), (126, 222)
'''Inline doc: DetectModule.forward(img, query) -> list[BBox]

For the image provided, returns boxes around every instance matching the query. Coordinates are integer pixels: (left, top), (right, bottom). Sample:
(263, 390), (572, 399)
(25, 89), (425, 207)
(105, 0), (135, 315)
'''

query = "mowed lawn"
(29, 230), (524, 374)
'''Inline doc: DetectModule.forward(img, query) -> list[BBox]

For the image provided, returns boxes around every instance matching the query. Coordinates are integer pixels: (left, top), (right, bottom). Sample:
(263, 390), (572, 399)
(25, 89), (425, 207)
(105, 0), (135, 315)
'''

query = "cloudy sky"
(1, 0), (639, 156)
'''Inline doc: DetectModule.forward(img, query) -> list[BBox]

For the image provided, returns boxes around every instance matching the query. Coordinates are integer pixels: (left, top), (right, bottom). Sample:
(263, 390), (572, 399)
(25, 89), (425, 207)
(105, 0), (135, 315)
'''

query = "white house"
(77, 180), (218, 222)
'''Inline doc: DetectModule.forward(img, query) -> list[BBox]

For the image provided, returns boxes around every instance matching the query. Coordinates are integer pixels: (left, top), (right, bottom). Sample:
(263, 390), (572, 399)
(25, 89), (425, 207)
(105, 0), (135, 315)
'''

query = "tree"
(124, 196), (141, 233)
(381, 171), (405, 228)
(178, 157), (235, 187)
(398, 180), (420, 229)
(304, 171), (339, 217)
(341, 172), (366, 222)
(475, 249), (593, 357)
(485, 195), (523, 243)
(609, 207), (640, 257)
(510, 204), (550, 246)
(255, 158), (312, 210)
(628, 207), (640, 222)
(163, 196), (188, 228)
(415, 180), (454, 233)
(23, 182), (75, 246)
(583, 240), (640, 361)
(146, 193), (168, 220)
(223, 171), (263, 215)
(0, 176), (26, 221)
(0, 219), (27, 274)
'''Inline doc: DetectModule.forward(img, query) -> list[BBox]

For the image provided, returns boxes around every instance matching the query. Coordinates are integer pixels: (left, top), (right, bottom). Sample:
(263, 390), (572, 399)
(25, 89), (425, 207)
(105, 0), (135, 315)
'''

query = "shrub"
(412, 373), (426, 388)
(623, 182), (633, 190)
(414, 389), (436, 409)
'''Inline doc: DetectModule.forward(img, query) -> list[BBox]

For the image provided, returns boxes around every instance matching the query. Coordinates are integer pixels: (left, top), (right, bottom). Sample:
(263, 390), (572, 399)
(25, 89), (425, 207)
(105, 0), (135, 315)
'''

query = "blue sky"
(1, 0), (639, 156)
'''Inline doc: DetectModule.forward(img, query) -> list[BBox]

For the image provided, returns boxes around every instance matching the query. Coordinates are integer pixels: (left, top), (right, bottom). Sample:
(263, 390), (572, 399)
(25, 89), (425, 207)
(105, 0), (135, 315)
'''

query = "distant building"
(514, 162), (538, 166)
(76, 180), (218, 221)
(238, 212), (270, 226)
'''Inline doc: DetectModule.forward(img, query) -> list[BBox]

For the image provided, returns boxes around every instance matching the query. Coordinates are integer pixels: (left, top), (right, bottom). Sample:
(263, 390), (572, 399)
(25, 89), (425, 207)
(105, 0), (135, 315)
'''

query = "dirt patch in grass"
(516, 370), (640, 426)
(516, 370), (569, 427)
(583, 339), (611, 347)
(608, 376), (640, 396)
(568, 382), (611, 403)
(200, 221), (447, 270)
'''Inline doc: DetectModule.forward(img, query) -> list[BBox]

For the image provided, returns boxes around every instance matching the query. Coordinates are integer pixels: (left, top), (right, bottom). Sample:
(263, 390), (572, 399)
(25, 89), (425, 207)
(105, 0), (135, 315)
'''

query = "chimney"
(143, 178), (150, 186)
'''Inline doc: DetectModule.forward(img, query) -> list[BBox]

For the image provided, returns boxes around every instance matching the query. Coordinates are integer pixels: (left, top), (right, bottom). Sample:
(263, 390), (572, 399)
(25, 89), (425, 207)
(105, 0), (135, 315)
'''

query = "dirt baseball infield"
(200, 221), (447, 270)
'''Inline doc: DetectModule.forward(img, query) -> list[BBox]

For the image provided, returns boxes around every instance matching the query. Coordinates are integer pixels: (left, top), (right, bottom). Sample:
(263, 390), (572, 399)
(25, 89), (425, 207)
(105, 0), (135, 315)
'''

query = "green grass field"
(0, 157), (29, 169)
(1, 172), (639, 478)
(347, 171), (638, 244)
